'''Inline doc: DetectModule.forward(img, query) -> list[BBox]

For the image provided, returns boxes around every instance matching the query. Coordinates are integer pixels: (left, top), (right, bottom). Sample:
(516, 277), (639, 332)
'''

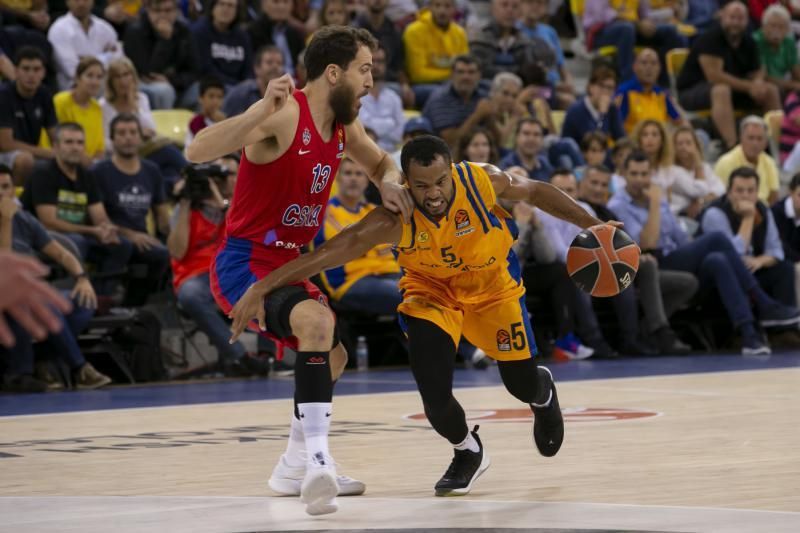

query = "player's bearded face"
(329, 79), (359, 125)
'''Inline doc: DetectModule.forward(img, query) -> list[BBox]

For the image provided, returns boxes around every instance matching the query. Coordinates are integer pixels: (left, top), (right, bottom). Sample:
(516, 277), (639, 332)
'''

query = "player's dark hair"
(624, 149), (650, 170)
(401, 135), (452, 176)
(305, 26), (377, 81)
(13, 46), (46, 67)
(728, 166), (760, 191)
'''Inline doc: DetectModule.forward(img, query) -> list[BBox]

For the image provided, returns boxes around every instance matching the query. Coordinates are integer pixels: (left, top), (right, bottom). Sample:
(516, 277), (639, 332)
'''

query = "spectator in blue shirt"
(562, 63), (625, 147)
(94, 113), (171, 305)
(687, 0), (719, 31)
(499, 118), (552, 181)
(609, 150), (800, 355)
(422, 54), (490, 148)
(192, 0), (254, 88)
(517, 0), (576, 109)
(700, 166), (795, 306)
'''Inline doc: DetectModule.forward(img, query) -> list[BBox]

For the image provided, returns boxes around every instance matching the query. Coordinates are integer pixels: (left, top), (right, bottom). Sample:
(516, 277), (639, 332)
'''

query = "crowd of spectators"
(5, 0), (800, 394)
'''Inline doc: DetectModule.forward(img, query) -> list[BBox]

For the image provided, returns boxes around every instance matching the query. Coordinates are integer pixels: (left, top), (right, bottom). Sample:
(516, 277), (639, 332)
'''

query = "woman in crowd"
(632, 119), (680, 192)
(100, 58), (187, 188)
(456, 127), (499, 165)
(575, 131), (608, 180)
(192, 0), (253, 87)
(670, 125), (725, 218)
(53, 57), (106, 162)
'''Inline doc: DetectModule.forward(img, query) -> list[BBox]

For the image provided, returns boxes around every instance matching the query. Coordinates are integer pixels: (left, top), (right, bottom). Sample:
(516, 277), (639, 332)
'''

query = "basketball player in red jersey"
(186, 26), (412, 516)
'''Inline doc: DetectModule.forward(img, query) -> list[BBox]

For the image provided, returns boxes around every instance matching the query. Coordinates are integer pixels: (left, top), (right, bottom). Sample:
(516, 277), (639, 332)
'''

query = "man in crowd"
(223, 45), (285, 118)
(247, 0), (303, 76)
(562, 63), (625, 147)
(714, 116), (780, 205)
(94, 114), (171, 304)
(499, 118), (552, 181)
(0, 47), (55, 184)
(358, 47), (405, 152)
(47, 0), (123, 90)
(771, 173), (800, 307)
(676, 1), (780, 150)
(701, 166), (795, 306)
(22, 123), (133, 294)
(0, 164), (111, 392)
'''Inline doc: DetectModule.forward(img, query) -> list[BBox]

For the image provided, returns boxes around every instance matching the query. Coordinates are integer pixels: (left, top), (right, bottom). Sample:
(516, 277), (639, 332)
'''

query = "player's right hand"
(228, 284), (267, 344)
(263, 73), (295, 115)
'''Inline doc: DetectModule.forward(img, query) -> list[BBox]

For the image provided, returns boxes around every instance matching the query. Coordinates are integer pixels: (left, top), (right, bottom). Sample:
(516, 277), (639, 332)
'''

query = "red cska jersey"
(225, 90), (346, 257)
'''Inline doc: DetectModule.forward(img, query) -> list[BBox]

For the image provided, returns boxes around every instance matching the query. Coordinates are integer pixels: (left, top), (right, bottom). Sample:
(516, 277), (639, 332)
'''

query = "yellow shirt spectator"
(53, 91), (105, 158)
(403, 7), (469, 85)
(714, 145), (779, 203)
(313, 197), (400, 300)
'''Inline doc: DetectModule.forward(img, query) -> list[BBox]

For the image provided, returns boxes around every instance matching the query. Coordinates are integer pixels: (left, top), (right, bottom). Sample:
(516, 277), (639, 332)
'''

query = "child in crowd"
(186, 78), (226, 147)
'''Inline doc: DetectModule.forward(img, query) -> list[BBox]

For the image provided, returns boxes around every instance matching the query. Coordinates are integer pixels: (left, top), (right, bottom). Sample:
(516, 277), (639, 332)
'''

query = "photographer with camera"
(168, 159), (267, 377)
(94, 114), (172, 305)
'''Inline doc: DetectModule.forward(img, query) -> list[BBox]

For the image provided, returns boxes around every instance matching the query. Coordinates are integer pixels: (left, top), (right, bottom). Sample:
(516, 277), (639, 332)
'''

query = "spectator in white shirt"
(357, 46), (404, 151)
(632, 119), (682, 192)
(47, 0), (123, 90)
(670, 125), (725, 218)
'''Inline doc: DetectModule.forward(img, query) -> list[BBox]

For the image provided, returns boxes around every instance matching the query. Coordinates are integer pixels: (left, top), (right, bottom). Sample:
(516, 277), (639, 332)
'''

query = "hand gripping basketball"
(566, 224), (640, 297)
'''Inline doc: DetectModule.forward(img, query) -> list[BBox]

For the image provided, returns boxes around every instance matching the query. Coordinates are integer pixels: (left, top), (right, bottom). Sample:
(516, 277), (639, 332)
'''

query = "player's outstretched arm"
(481, 163), (617, 230)
(228, 208), (403, 342)
(186, 74), (296, 163)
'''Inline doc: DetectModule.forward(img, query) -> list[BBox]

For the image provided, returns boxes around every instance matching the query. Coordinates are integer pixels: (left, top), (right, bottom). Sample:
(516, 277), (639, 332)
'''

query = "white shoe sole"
(300, 470), (339, 516)
(269, 476), (365, 496)
(435, 451), (491, 497)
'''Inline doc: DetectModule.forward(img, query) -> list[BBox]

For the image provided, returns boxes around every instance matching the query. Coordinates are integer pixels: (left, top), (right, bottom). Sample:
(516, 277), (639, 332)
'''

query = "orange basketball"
(566, 225), (640, 297)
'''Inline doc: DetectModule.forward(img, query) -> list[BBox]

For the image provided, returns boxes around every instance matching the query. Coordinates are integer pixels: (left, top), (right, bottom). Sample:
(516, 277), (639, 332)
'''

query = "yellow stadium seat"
(152, 109), (194, 148)
(15, 186), (23, 199)
(403, 109), (421, 120)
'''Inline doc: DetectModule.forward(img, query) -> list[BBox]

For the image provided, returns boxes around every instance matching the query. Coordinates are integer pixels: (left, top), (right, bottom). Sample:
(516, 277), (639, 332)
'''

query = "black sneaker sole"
(434, 451), (491, 497)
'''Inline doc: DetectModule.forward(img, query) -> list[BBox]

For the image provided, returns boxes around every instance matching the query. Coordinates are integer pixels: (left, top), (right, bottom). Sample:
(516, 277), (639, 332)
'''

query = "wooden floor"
(1, 368), (799, 532)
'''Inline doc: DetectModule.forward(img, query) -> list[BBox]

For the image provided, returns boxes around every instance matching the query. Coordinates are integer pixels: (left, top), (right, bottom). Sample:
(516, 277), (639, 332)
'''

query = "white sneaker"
(268, 454), (366, 496)
(300, 453), (339, 516)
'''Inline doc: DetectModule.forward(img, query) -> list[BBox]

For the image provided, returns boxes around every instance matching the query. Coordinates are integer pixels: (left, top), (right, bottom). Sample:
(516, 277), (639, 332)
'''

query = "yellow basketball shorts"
(397, 269), (538, 361)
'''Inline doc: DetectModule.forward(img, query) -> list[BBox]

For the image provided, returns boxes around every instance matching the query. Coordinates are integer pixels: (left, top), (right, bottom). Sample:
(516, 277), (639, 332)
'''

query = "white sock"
(454, 431), (480, 453)
(297, 402), (332, 463)
(283, 414), (306, 468)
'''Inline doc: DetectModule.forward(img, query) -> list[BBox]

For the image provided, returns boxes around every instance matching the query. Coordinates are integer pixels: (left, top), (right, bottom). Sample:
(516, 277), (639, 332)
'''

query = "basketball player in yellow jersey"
(229, 135), (619, 496)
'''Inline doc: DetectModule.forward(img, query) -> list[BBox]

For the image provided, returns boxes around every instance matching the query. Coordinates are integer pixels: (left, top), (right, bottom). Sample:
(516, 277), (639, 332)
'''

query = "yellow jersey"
(313, 197), (400, 300)
(395, 161), (519, 303)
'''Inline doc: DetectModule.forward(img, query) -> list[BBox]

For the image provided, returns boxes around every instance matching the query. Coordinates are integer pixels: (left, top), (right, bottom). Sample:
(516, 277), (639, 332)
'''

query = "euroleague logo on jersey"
(454, 209), (475, 237)
(496, 329), (511, 351)
(404, 407), (661, 424)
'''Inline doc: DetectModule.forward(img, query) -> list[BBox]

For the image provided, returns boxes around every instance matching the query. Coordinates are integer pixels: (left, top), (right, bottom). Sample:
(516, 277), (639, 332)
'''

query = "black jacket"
(123, 13), (199, 92)
(771, 197), (800, 262)
(247, 15), (304, 70)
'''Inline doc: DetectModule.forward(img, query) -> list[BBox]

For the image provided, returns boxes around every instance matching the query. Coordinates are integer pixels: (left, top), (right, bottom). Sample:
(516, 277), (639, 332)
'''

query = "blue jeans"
(338, 274), (402, 315)
(140, 80), (176, 110)
(177, 272), (246, 362)
(1, 294), (94, 375)
(63, 233), (134, 295)
(659, 232), (758, 327)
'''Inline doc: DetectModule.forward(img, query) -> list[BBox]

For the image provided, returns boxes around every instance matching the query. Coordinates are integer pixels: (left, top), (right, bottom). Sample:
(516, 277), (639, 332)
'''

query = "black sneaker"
(3, 374), (48, 393)
(653, 327), (691, 355)
(532, 367), (564, 457)
(434, 425), (491, 496)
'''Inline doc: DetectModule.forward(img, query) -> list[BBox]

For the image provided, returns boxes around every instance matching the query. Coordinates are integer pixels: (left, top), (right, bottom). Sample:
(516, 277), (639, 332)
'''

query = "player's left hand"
(380, 180), (414, 223)
(228, 284), (267, 344)
(606, 220), (624, 229)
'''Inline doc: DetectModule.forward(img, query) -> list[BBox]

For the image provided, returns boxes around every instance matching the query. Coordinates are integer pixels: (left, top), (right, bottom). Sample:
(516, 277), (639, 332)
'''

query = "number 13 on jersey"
(311, 164), (332, 194)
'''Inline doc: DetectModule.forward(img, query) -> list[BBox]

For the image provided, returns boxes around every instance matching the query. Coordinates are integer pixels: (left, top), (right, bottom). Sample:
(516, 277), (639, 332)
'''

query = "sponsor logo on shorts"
(496, 329), (511, 351)
(307, 356), (326, 364)
(302, 127), (311, 145)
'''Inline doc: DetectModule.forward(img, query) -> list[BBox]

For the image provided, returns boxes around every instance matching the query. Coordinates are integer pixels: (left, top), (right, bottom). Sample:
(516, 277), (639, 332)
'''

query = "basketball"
(566, 225), (640, 297)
